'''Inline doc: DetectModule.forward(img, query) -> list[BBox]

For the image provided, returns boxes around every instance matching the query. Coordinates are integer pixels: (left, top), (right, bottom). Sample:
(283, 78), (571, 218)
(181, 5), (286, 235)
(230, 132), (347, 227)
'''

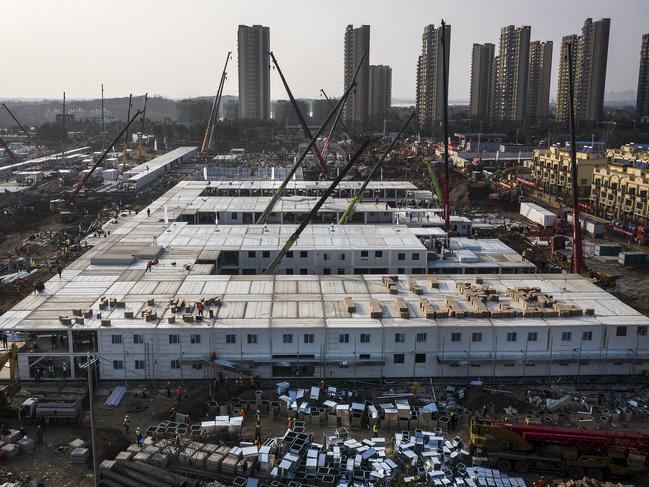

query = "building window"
(359, 354), (370, 360)
(360, 333), (370, 343)
(171, 360), (180, 369)
(472, 332), (482, 342)
(394, 333), (405, 343)
(361, 251), (368, 258)
(617, 326), (628, 337)
(398, 253), (405, 261)
(638, 326), (648, 337)
(323, 253), (329, 261)
(300, 268), (308, 275)
(417, 332), (427, 343)
(262, 251), (270, 258)
(506, 332), (517, 342)
(375, 251), (383, 258)
(286, 251), (293, 258)
(412, 253), (420, 260)
(169, 334), (179, 344)
(248, 251), (256, 258)
(451, 333), (461, 342)
(231, 212), (238, 220)
(304, 333), (314, 344)
(339, 253), (346, 260)
(133, 334), (143, 344)
(561, 332), (571, 341)
(339, 334), (349, 344)
(323, 268), (331, 275)
(190, 334), (201, 344)
(528, 332), (538, 342)
(337, 268), (345, 275)
(300, 251), (308, 258)
(415, 353), (426, 364)
(286, 268), (294, 275)
(393, 353), (405, 364)
(282, 334), (293, 344)
(226, 334), (236, 344)
(247, 334), (257, 344)
(192, 364), (203, 370)
(111, 335), (122, 345)
(113, 360), (124, 370)
(134, 360), (145, 370)
(582, 331), (593, 341)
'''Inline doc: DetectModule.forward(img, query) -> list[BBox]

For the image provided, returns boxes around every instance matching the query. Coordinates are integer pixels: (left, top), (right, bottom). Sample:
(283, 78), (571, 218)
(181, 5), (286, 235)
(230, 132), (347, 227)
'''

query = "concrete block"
(18, 437), (35, 453)
(1, 443), (19, 459)
(70, 447), (90, 463)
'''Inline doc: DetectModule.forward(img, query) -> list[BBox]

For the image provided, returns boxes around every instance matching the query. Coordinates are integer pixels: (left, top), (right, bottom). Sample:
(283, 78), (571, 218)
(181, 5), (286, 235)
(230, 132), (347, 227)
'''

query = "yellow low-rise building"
(530, 147), (607, 203)
(590, 153), (649, 224)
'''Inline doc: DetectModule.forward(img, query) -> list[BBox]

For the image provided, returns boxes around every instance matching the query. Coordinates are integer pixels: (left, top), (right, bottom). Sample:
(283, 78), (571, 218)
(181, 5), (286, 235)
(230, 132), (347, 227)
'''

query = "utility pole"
(62, 91), (66, 159)
(80, 353), (99, 487)
(440, 19), (451, 231)
(566, 41), (583, 274)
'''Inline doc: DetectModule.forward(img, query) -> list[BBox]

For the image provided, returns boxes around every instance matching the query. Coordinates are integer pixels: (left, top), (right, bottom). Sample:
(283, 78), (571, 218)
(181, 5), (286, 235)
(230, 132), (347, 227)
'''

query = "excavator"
(471, 418), (649, 480)
(0, 343), (20, 404)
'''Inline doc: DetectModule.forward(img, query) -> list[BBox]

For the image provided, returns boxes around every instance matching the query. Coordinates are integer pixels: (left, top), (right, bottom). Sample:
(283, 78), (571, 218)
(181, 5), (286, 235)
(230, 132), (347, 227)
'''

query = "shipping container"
(520, 202), (556, 227)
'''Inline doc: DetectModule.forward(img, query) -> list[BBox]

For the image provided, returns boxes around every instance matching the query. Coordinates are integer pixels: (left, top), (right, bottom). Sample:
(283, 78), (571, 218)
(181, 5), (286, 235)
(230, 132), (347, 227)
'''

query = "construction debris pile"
(100, 425), (527, 487)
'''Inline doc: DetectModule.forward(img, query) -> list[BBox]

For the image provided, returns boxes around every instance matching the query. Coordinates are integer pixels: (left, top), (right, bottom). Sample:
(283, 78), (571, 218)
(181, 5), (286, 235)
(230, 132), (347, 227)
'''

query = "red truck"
(608, 222), (649, 244)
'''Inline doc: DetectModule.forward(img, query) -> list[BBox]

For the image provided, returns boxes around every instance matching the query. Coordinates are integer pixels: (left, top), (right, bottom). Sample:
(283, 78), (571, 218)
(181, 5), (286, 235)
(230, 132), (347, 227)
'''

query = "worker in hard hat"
(123, 415), (130, 434)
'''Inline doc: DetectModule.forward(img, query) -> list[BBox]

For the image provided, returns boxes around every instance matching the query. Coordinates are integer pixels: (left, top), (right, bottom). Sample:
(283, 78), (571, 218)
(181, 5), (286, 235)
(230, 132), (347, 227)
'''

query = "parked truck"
(470, 418), (649, 480)
(608, 221), (649, 244)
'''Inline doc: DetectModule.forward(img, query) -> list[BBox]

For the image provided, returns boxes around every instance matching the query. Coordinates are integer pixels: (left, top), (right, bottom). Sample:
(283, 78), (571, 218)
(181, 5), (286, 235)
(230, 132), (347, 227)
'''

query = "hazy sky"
(3, 0), (648, 102)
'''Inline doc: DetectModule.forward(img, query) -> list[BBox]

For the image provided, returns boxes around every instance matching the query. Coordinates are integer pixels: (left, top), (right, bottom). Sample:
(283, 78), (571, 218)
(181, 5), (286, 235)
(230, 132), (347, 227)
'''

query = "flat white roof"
(1, 273), (643, 332)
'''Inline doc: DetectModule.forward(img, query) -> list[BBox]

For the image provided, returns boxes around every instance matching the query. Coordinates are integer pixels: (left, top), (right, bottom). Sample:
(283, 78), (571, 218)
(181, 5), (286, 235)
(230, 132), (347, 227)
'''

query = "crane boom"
(422, 159), (443, 202)
(0, 135), (19, 163)
(338, 110), (416, 224)
(264, 138), (371, 275)
(256, 51), (366, 225)
(269, 51), (328, 174)
(1, 104), (31, 143)
(321, 89), (354, 147)
(201, 52), (232, 158)
(67, 110), (141, 204)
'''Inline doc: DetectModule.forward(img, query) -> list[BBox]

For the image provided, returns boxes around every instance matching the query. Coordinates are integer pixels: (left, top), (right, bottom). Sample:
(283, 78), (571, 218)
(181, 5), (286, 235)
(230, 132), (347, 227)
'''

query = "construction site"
(2, 10), (649, 487)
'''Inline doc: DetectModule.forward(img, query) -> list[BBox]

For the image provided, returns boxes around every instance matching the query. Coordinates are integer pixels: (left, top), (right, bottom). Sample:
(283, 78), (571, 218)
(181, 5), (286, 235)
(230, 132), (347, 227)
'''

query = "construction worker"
(196, 301), (204, 316)
(166, 381), (171, 398)
(372, 423), (379, 438)
(320, 379), (326, 394)
(123, 415), (130, 434)
(239, 408), (245, 419)
(255, 424), (262, 443)
(36, 425), (43, 446)
(175, 433), (181, 447)
(287, 416), (294, 430)
(238, 376), (244, 389)
(450, 412), (457, 431)
(169, 407), (176, 421)
(256, 409), (261, 423)
(57, 266), (63, 278)
(249, 376), (255, 389)
(175, 386), (182, 403)
(254, 374), (260, 389)
(135, 426), (143, 447)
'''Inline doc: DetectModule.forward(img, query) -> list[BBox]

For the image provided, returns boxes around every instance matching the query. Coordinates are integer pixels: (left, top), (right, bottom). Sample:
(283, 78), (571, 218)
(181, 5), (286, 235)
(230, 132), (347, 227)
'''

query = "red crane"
(498, 421), (649, 455)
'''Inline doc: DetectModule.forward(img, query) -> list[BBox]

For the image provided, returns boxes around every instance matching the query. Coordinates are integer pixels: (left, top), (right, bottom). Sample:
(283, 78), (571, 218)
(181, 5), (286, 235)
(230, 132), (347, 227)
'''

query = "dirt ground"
(2, 379), (649, 485)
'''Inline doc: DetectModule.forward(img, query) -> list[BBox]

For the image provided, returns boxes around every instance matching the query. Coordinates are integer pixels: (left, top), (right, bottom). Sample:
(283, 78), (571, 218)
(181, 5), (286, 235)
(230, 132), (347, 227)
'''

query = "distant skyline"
(3, 0), (648, 103)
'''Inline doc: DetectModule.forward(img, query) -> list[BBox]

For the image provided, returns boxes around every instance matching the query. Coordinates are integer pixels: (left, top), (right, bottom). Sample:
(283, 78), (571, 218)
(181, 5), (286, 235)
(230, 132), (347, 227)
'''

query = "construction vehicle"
(589, 270), (620, 288)
(0, 343), (20, 399)
(608, 221), (649, 245)
(470, 418), (649, 480)
(200, 52), (232, 160)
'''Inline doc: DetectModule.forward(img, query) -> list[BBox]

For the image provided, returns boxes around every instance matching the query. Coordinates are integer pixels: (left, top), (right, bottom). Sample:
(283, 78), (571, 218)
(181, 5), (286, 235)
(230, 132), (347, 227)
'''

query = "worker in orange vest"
(239, 408), (245, 419)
